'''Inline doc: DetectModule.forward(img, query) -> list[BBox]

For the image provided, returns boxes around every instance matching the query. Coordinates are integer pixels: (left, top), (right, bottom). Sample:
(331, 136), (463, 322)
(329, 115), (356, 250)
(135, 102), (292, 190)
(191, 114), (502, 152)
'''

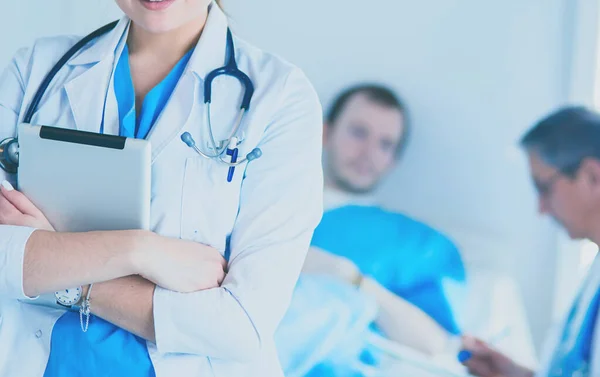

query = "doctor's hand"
(460, 336), (534, 377)
(134, 234), (227, 293)
(0, 181), (55, 231)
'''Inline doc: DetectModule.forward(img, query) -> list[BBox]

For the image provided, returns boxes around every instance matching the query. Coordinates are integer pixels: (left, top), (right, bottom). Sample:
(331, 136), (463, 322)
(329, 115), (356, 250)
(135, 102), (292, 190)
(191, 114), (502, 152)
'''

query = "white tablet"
(16, 123), (151, 232)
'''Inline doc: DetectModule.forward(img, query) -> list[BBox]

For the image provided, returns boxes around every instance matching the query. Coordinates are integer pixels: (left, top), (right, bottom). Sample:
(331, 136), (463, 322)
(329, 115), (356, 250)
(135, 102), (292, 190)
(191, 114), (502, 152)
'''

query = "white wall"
(0, 0), (582, 351)
(225, 0), (573, 351)
(0, 1), (121, 65)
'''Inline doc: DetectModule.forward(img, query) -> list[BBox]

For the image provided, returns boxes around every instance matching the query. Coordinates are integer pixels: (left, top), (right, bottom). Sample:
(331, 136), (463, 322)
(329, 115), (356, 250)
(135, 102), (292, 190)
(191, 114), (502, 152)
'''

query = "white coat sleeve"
(0, 47), (38, 300)
(152, 67), (324, 361)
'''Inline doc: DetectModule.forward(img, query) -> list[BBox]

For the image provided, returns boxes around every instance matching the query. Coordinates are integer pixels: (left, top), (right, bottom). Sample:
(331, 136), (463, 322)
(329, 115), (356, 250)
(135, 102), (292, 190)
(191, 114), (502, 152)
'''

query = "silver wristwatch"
(54, 287), (82, 308)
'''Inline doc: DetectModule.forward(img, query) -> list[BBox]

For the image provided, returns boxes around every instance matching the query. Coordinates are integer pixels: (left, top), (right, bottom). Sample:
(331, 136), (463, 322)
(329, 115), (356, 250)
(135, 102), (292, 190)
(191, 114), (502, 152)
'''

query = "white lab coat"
(0, 5), (323, 377)
(535, 255), (600, 377)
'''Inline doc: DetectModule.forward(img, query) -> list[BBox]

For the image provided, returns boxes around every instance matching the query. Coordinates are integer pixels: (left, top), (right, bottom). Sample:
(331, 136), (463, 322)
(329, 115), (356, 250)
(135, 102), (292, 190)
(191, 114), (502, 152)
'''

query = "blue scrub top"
(43, 44), (193, 377)
(548, 285), (600, 376)
(310, 205), (466, 334)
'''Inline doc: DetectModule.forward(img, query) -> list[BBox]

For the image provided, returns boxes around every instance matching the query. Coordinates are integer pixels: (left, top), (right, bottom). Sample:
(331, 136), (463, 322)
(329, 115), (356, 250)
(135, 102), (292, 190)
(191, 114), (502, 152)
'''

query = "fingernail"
(462, 336), (476, 348)
(1, 180), (14, 191)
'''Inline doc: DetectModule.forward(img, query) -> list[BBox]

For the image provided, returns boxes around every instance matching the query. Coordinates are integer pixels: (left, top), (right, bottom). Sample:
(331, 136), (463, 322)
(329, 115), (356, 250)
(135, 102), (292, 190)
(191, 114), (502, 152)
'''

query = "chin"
(347, 180), (377, 194)
(134, 16), (178, 33)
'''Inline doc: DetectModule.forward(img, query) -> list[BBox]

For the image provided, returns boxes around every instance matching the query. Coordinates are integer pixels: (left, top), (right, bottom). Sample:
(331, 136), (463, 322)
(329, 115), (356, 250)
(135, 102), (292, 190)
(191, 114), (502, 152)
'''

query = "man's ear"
(579, 158), (600, 189)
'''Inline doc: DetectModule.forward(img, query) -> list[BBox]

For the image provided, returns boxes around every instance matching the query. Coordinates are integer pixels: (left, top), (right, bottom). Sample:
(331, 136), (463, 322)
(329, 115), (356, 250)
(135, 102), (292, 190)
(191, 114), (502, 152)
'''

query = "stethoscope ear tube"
(23, 20), (119, 124)
(0, 20), (120, 175)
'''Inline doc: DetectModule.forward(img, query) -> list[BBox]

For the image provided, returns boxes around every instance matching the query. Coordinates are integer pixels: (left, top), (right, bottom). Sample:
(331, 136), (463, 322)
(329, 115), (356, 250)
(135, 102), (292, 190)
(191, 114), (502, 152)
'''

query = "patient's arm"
(302, 247), (452, 355)
(360, 277), (452, 355)
(302, 246), (362, 285)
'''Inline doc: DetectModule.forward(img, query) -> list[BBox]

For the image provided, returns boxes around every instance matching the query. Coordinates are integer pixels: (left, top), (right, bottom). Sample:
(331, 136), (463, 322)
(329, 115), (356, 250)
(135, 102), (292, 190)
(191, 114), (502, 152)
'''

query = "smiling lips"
(140, 0), (176, 11)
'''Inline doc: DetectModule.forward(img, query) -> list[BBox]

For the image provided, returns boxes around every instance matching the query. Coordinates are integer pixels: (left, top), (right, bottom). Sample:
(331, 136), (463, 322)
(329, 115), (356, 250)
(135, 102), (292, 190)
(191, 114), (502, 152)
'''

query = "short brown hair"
(326, 84), (410, 157)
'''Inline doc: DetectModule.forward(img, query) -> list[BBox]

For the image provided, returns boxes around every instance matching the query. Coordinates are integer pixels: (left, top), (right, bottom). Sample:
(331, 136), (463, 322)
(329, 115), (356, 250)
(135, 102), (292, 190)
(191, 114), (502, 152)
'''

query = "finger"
(462, 335), (482, 348)
(462, 335), (493, 356)
(1, 181), (44, 218)
(464, 358), (494, 377)
(0, 180), (14, 192)
(213, 251), (228, 271)
(0, 193), (24, 225)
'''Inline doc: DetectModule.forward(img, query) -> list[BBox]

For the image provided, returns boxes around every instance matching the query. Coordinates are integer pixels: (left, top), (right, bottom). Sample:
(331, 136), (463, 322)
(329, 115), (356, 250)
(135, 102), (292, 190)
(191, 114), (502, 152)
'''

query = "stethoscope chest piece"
(0, 137), (19, 174)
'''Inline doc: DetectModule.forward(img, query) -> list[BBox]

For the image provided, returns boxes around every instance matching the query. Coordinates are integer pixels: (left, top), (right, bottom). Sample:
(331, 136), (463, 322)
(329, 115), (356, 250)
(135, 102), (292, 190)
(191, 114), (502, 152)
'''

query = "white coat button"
(35, 330), (42, 338)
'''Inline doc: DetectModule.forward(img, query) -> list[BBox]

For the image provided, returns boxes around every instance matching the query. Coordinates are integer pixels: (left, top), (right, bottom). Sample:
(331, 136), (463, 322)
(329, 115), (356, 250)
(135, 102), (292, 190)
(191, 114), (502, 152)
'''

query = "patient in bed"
(274, 84), (467, 376)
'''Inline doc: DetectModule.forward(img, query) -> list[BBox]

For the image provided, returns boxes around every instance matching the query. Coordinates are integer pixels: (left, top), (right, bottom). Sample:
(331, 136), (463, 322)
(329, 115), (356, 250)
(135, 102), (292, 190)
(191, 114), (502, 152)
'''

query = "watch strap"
(79, 283), (94, 332)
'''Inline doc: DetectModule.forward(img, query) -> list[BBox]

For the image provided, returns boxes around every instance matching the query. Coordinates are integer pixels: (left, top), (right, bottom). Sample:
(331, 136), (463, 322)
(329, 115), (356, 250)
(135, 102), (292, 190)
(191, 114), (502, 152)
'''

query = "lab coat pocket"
(180, 156), (244, 253)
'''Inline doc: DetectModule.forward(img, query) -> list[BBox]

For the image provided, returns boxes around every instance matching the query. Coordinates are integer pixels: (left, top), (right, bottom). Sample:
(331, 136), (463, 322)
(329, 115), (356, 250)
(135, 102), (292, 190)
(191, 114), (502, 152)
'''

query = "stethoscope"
(0, 19), (262, 182)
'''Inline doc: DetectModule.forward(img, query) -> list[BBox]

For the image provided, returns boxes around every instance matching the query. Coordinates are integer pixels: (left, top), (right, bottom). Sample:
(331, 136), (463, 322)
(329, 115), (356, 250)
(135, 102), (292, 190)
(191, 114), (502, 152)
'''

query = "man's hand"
(0, 180), (55, 231)
(302, 247), (362, 285)
(460, 336), (534, 377)
(133, 234), (227, 293)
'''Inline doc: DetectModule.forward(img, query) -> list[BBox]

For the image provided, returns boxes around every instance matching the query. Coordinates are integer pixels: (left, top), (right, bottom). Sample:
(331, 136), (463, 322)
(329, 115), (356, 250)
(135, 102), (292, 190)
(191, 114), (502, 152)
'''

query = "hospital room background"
(3, 0), (600, 373)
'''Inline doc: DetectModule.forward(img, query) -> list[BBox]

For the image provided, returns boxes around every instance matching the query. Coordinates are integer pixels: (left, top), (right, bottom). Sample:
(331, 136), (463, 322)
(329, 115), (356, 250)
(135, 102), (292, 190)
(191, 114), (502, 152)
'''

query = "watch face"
(55, 287), (82, 306)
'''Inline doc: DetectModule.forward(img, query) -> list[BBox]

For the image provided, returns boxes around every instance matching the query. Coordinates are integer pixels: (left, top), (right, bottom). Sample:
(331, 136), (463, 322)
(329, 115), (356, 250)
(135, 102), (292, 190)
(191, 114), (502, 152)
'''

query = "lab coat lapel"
(64, 60), (115, 134)
(64, 17), (129, 135)
(145, 4), (228, 162)
(145, 73), (197, 162)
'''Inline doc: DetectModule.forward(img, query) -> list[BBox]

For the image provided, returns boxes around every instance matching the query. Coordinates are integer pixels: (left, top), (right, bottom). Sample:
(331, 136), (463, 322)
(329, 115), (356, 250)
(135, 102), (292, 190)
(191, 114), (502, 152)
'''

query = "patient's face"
(527, 152), (600, 239)
(324, 94), (404, 194)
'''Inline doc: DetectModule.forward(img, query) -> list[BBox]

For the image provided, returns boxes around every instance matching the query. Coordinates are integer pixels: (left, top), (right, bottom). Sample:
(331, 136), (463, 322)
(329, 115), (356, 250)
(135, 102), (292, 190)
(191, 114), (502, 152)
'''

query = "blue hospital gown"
(276, 204), (467, 377)
(311, 205), (466, 334)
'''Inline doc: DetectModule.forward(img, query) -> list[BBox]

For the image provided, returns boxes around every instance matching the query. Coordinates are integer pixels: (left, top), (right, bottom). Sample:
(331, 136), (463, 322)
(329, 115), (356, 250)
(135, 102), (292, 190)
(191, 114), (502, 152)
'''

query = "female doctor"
(0, 1), (323, 376)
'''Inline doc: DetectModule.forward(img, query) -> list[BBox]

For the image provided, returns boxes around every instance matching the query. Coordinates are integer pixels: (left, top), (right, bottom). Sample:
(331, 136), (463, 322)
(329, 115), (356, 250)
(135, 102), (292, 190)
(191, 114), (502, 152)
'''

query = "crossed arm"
(0, 53), (324, 361)
(1, 184), (226, 343)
